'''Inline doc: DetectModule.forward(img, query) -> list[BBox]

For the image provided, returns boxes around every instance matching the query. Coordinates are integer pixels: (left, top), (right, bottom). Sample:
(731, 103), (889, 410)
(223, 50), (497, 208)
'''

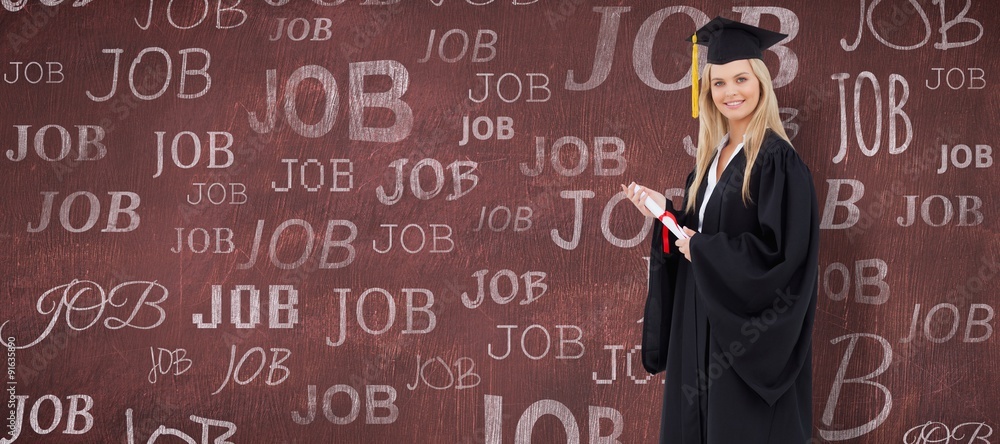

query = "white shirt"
(698, 134), (745, 232)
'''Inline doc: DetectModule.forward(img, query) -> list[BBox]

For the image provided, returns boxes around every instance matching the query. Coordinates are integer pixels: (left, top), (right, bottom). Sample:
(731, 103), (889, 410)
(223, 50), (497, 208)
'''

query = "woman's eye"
(736, 77), (746, 83)
(714, 81), (723, 87)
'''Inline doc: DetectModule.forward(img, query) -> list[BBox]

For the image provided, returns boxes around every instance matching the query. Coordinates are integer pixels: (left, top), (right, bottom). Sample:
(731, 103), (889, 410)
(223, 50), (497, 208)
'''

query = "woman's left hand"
(674, 227), (697, 262)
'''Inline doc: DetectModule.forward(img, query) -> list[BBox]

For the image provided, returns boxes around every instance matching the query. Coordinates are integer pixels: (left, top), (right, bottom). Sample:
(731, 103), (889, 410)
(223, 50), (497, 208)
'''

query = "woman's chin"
(721, 112), (751, 126)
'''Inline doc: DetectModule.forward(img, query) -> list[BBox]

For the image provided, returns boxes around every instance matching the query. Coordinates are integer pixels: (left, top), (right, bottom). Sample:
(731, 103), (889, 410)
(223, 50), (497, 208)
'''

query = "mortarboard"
(687, 16), (788, 118)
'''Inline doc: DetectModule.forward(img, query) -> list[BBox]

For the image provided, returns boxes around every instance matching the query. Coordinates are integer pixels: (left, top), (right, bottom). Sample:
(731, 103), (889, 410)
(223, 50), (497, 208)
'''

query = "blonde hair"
(684, 58), (789, 213)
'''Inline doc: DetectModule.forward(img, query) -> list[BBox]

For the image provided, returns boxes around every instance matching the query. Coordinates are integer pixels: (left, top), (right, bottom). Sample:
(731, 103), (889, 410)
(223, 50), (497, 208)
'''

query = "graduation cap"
(687, 16), (788, 118)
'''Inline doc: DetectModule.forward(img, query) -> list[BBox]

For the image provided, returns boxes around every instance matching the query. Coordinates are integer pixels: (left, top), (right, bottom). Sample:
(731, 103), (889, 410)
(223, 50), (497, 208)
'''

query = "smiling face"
(709, 59), (761, 129)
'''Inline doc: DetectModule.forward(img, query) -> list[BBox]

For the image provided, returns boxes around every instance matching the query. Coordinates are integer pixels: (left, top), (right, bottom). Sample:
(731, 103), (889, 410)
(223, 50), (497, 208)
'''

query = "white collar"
(698, 134), (746, 232)
(714, 133), (748, 152)
(706, 134), (746, 191)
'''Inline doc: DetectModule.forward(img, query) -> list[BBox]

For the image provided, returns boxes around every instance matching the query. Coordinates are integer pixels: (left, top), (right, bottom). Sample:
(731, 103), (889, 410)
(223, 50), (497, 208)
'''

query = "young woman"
(621, 17), (820, 444)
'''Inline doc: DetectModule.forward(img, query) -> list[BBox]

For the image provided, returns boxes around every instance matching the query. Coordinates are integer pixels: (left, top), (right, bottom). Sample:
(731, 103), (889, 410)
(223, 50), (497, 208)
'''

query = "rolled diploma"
(633, 184), (689, 239)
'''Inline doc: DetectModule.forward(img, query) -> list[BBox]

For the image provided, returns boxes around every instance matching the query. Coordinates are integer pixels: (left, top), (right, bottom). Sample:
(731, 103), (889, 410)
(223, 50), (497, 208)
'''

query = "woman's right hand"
(621, 182), (666, 219)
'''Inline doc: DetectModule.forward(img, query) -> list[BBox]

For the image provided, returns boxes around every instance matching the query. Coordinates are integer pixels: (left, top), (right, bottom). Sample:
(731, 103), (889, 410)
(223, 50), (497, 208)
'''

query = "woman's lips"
(724, 100), (745, 109)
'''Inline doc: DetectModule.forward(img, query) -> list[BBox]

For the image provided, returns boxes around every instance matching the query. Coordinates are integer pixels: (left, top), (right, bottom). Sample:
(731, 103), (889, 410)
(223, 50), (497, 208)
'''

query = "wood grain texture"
(1, 1), (997, 442)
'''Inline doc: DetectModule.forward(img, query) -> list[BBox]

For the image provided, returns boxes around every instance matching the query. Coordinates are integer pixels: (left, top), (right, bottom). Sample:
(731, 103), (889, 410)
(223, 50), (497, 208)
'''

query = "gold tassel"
(691, 34), (699, 119)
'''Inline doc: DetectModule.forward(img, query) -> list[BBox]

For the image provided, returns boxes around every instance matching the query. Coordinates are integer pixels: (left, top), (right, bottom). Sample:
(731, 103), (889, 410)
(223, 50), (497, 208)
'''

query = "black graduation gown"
(641, 130), (819, 444)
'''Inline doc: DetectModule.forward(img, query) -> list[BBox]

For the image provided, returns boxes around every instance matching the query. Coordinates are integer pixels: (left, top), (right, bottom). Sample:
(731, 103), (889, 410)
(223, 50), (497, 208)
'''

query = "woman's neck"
(728, 120), (749, 145)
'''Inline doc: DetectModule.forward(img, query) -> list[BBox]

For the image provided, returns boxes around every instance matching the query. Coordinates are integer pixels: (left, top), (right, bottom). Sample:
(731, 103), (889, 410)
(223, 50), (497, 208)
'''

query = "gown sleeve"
(641, 173), (693, 374)
(687, 140), (820, 406)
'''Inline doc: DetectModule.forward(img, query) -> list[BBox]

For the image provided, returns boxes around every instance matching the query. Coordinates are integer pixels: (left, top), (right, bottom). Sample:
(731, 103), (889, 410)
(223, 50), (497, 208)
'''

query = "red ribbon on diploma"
(657, 211), (680, 253)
